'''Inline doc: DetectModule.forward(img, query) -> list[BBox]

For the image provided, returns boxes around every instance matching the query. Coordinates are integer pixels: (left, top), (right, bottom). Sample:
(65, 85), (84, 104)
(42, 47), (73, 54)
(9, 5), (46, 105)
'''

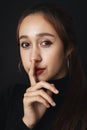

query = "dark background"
(0, 0), (87, 90)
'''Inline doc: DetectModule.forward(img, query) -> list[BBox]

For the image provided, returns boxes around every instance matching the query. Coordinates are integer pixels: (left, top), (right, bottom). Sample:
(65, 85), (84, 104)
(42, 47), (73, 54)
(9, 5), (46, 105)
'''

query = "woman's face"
(19, 13), (68, 81)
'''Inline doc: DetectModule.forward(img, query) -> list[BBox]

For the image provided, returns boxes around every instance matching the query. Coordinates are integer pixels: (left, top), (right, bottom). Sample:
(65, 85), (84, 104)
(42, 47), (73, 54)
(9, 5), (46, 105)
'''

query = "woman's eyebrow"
(19, 33), (56, 40)
(36, 33), (56, 38)
(19, 35), (28, 40)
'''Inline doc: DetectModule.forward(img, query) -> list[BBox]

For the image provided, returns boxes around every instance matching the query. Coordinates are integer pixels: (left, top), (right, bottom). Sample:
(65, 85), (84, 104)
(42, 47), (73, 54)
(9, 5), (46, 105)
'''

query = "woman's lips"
(36, 68), (45, 75)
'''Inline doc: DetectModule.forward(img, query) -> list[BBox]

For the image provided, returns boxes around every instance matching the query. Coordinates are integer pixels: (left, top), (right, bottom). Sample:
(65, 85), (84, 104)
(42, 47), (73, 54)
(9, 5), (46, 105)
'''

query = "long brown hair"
(16, 2), (87, 130)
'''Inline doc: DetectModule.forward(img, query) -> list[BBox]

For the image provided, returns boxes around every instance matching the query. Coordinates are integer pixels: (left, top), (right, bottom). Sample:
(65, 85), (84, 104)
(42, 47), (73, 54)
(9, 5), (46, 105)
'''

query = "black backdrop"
(0, 0), (87, 90)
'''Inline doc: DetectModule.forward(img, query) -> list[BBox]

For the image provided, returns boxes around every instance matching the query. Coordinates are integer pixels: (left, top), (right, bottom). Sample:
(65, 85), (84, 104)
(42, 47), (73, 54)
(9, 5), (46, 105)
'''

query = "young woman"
(0, 2), (87, 130)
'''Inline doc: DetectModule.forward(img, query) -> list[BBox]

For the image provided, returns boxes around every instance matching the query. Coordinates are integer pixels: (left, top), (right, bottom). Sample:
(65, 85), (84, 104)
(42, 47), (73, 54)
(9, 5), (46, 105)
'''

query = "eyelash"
(41, 40), (52, 47)
(20, 42), (30, 48)
(20, 40), (52, 49)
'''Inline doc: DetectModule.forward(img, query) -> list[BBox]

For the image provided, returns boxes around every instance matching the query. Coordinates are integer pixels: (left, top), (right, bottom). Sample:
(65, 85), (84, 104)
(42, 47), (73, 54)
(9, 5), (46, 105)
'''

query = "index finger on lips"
(28, 60), (36, 86)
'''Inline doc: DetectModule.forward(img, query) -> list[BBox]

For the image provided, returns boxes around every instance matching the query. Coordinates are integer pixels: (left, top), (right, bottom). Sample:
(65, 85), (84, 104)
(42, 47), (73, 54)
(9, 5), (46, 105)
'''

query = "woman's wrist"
(22, 117), (35, 129)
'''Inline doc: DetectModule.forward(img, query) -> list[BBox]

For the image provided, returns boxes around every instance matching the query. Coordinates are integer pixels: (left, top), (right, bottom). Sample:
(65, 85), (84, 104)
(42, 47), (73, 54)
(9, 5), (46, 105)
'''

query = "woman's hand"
(22, 60), (59, 129)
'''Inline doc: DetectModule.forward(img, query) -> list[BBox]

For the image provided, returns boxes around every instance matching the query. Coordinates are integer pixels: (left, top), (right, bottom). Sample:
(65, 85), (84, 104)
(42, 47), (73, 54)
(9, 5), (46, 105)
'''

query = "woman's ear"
(65, 47), (74, 58)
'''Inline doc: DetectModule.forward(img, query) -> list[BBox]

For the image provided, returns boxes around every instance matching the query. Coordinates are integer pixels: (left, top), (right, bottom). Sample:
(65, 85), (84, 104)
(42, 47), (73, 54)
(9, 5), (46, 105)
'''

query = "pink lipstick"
(36, 68), (45, 75)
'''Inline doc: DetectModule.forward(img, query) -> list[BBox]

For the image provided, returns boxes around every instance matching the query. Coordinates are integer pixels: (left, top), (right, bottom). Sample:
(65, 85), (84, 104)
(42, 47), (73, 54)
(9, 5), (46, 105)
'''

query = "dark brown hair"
(16, 2), (87, 130)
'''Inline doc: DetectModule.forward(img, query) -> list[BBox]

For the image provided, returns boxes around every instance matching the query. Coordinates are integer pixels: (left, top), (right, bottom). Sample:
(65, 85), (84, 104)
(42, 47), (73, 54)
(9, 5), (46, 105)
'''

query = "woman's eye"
(20, 42), (30, 48)
(41, 41), (52, 47)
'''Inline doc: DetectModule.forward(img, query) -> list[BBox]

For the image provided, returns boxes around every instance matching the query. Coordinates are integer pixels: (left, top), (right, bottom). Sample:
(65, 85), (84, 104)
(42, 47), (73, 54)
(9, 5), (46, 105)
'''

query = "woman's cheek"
(20, 54), (30, 72)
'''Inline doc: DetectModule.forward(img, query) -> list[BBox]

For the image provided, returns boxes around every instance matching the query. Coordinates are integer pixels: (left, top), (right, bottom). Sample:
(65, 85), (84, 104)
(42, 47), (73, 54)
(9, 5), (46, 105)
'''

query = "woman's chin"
(37, 75), (51, 82)
(36, 75), (47, 82)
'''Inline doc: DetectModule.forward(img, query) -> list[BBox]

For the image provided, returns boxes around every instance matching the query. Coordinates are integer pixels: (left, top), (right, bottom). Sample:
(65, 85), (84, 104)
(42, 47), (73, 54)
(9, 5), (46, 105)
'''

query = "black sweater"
(0, 76), (85, 130)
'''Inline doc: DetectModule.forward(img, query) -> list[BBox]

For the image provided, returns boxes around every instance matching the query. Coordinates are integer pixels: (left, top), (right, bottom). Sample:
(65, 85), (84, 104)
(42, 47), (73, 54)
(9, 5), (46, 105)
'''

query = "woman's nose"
(30, 47), (42, 62)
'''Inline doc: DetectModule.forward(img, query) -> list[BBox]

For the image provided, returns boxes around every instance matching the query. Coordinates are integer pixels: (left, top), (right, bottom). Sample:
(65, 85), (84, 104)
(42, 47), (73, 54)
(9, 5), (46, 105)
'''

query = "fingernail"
(55, 89), (59, 94)
(47, 104), (50, 108)
(52, 102), (56, 106)
(51, 84), (59, 94)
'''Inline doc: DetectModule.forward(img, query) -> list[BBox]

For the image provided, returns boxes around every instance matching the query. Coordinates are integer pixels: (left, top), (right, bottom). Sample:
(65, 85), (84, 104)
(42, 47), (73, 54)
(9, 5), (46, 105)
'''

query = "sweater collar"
(47, 75), (69, 92)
